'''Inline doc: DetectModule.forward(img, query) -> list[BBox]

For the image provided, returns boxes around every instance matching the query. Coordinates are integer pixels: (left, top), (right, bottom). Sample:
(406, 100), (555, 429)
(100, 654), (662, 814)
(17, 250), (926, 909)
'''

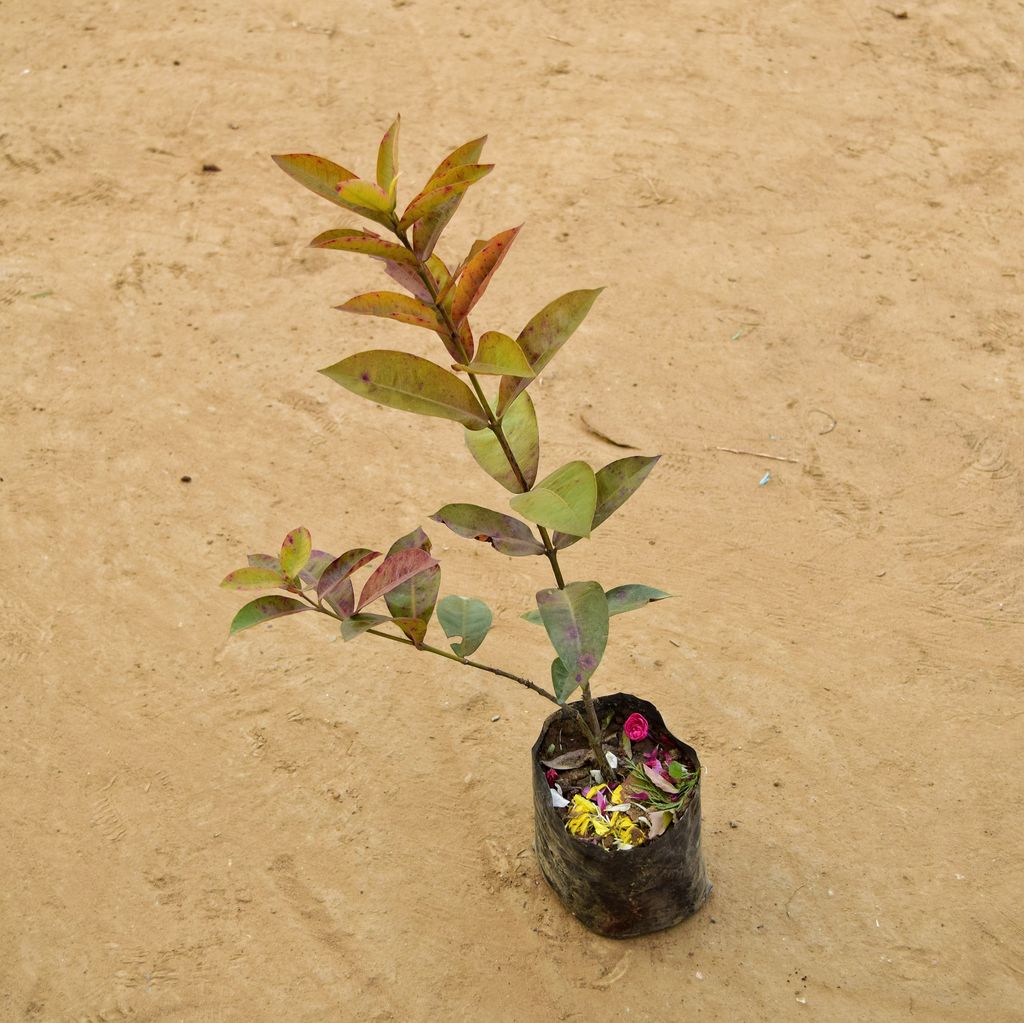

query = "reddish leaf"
(298, 550), (335, 586)
(450, 226), (521, 324)
(383, 260), (432, 302)
(337, 292), (443, 332)
(412, 135), (487, 258)
(310, 228), (418, 266)
(318, 548), (382, 616)
(357, 548), (438, 611)
(383, 528), (441, 646)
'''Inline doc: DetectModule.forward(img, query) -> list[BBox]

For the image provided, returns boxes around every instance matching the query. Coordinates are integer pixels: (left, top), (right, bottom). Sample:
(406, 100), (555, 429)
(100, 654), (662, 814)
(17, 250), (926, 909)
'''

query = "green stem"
(388, 222), (608, 777)
(297, 591), (557, 705)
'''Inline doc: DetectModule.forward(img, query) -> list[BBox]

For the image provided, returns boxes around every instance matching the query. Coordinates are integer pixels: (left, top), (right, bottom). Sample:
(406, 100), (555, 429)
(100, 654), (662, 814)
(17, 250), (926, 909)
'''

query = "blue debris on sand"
(759, 471), (772, 487)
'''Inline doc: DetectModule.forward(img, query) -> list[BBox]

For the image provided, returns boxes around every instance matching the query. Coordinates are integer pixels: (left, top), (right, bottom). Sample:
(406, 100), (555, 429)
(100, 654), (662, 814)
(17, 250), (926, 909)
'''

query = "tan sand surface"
(2, 1), (1022, 1019)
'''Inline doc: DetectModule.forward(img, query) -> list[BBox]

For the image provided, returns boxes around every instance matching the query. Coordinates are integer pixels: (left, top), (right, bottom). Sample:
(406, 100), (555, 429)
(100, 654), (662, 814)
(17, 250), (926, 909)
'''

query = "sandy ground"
(2, 0), (1023, 1019)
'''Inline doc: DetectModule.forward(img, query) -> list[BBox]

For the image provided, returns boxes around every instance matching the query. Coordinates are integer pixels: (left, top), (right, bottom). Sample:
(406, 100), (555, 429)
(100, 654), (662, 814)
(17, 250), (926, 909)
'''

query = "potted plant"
(222, 117), (711, 937)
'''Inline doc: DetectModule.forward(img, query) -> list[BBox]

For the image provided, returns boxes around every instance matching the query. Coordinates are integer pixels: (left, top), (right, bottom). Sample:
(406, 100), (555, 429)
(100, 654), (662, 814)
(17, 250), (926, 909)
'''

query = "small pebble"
(491, 714), (500, 722)
(728, 820), (739, 828)
(180, 475), (192, 483)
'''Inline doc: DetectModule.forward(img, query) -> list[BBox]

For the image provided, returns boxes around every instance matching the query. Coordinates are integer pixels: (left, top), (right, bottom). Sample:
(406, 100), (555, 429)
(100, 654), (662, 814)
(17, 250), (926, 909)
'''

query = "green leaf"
(384, 528), (441, 646)
(337, 178), (393, 213)
(357, 547), (438, 611)
(455, 332), (535, 378)
(550, 658), (576, 704)
(340, 612), (391, 641)
(668, 761), (687, 781)
(497, 288), (604, 415)
(536, 581), (609, 700)
(449, 226), (520, 324)
(399, 164), (493, 231)
(605, 584), (672, 617)
(230, 595), (309, 635)
(310, 228), (419, 266)
(280, 527), (312, 580)
(437, 595), (493, 657)
(509, 460), (597, 537)
(376, 115), (400, 191)
(522, 584), (671, 624)
(271, 153), (358, 206)
(317, 548), (381, 617)
(463, 391), (539, 494)
(426, 254), (452, 295)
(220, 567), (287, 590)
(412, 135), (488, 260)
(430, 503), (545, 557)
(553, 455), (661, 549)
(337, 292), (444, 332)
(320, 350), (489, 430)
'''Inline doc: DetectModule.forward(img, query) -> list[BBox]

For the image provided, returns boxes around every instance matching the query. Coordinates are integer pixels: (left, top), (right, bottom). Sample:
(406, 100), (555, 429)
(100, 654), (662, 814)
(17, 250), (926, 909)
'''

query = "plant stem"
(389, 222), (611, 781)
(297, 591), (558, 704)
(366, 628), (558, 704)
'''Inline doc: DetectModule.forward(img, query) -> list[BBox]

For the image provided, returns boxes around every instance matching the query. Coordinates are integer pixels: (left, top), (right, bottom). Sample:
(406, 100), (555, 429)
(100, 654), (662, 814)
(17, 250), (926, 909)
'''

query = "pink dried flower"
(545, 769), (559, 785)
(624, 713), (649, 742)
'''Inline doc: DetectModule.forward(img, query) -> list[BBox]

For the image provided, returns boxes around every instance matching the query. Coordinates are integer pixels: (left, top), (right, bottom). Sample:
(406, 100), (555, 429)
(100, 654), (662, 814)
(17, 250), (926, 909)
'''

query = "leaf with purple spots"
(412, 136), (488, 259)
(298, 550), (335, 586)
(220, 566), (288, 591)
(497, 288), (604, 415)
(449, 226), (521, 324)
(340, 612), (391, 642)
(399, 163), (493, 232)
(309, 228), (418, 266)
(271, 153), (358, 207)
(535, 581), (609, 702)
(376, 115), (400, 191)
(337, 292), (444, 333)
(553, 455), (661, 550)
(383, 528), (441, 647)
(356, 547), (438, 611)
(336, 178), (395, 223)
(229, 595), (310, 635)
(320, 350), (489, 430)
(429, 503), (546, 557)
(318, 548), (381, 618)
(279, 527), (312, 581)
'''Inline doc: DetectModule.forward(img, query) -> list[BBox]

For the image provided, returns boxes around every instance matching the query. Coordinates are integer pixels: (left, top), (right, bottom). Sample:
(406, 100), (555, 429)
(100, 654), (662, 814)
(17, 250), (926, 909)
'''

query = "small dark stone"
(202, 163), (222, 173)
(180, 475), (192, 483)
